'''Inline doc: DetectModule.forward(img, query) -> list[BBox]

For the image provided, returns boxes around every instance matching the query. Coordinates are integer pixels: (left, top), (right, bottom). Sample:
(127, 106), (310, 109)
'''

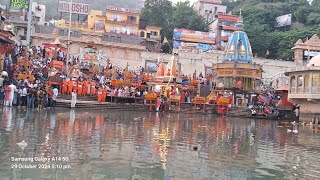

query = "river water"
(0, 107), (319, 180)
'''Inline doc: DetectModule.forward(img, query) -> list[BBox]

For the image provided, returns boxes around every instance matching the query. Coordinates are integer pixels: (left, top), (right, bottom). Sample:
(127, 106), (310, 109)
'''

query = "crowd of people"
(0, 42), (213, 111)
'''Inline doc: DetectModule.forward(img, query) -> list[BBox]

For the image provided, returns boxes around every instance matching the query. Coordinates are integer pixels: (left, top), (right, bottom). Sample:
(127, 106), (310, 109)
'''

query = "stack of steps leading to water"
(56, 94), (146, 110)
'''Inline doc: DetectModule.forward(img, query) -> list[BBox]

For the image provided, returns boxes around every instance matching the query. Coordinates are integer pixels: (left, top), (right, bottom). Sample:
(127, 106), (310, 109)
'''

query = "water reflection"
(0, 108), (319, 179)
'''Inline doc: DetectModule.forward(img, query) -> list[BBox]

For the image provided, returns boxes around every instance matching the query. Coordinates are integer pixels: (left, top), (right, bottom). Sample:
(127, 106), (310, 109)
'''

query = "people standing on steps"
(52, 87), (59, 107)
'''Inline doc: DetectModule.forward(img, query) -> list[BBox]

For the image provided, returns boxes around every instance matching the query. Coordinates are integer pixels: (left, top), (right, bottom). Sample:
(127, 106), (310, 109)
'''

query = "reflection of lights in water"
(3, 108), (13, 131)
(153, 126), (172, 170)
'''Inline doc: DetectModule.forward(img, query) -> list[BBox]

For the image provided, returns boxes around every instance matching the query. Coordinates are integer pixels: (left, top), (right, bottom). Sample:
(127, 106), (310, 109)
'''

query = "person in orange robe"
(68, 80), (74, 95)
(97, 86), (103, 102)
(77, 81), (83, 96)
(73, 81), (78, 93)
(62, 79), (68, 94)
(82, 80), (88, 96)
(101, 87), (107, 102)
(90, 81), (96, 96)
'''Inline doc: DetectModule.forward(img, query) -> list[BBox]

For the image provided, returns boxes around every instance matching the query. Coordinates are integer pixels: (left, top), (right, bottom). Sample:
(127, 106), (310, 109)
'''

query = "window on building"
(291, 76), (296, 87)
(122, 27), (127, 34)
(312, 74), (320, 87)
(151, 31), (158, 36)
(298, 75), (303, 87)
(59, 29), (65, 36)
(127, 16), (137, 24)
(111, 26), (120, 33)
(35, 26), (41, 33)
(147, 33), (151, 38)
(128, 28), (136, 35)
(71, 31), (80, 37)
(111, 14), (121, 21)
(215, 7), (218, 12)
(117, 37), (121, 43)
(101, 35), (108, 41)
(110, 36), (115, 42)
(140, 31), (145, 37)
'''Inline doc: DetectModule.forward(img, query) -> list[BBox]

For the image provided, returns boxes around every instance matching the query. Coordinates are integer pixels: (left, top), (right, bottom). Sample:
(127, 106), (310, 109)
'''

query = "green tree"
(307, 12), (320, 25)
(172, 2), (208, 31)
(140, 0), (209, 53)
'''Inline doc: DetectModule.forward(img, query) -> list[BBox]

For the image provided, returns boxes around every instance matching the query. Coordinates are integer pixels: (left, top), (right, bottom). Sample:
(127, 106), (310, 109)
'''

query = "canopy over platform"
(276, 84), (289, 91)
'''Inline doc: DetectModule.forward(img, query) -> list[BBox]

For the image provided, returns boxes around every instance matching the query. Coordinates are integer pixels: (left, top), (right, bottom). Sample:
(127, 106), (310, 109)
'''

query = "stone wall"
(32, 31), (297, 81)
(141, 51), (295, 81)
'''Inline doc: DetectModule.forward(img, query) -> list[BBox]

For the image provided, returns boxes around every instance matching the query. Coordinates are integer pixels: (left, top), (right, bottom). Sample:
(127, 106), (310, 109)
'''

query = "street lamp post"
(66, 0), (73, 77)
(26, 0), (33, 47)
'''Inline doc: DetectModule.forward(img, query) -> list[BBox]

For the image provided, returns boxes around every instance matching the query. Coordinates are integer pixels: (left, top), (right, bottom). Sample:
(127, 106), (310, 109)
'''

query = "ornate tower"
(223, 11), (253, 63)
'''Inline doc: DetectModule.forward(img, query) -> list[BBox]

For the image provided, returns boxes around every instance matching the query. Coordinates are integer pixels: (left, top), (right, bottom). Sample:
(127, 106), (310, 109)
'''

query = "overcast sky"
(170, 0), (198, 5)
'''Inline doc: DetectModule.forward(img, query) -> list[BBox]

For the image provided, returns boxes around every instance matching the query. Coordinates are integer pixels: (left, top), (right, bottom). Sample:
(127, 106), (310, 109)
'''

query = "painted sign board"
(58, 1), (89, 15)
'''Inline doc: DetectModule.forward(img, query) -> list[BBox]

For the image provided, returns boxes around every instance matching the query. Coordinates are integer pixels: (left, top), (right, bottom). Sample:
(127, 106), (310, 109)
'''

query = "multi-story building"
(57, 6), (162, 52)
(5, 2), (46, 45)
(193, 0), (227, 23)
(33, 6), (162, 68)
(32, 2), (46, 25)
(210, 14), (239, 50)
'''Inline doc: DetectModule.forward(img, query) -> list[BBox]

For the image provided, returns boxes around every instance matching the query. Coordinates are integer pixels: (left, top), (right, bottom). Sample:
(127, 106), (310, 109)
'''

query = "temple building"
(292, 34), (320, 65)
(285, 50), (320, 120)
(212, 12), (263, 106)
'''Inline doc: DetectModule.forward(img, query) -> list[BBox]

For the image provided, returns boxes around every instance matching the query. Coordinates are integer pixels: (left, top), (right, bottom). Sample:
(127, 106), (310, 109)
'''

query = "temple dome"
(307, 54), (320, 67)
(223, 12), (253, 63)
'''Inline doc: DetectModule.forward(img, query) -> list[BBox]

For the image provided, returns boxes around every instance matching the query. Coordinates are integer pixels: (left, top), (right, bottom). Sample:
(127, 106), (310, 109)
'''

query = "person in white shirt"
(52, 87), (59, 107)
(8, 82), (17, 107)
(21, 86), (28, 106)
(99, 74), (105, 85)
(0, 76), (4, 88)
(71, 90), (77, 108)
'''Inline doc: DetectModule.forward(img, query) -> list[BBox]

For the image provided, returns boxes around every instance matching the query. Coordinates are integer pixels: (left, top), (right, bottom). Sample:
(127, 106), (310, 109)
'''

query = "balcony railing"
(290, 87), (296, 93)
(106, 19), (138, 25)
(312, 87), (320, 93)
(297, 87), (303, 93)
(305, 86), (311, 93)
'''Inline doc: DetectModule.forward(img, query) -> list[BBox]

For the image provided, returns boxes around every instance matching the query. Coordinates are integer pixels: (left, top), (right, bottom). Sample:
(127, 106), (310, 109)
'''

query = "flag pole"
(66, 0), (73, 78)
(26, 0), (33, 47)
(307, 37), (310, 63)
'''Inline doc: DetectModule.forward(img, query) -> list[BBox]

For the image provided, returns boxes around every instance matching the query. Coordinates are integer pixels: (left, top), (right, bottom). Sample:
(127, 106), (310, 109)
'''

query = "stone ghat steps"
(58, 94), (97, 101)
(56, 100), (146, 110)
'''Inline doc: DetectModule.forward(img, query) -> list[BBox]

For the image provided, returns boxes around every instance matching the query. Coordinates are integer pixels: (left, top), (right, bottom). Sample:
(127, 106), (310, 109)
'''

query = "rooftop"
(218, 14), (240, 22)
(198, 0), (222, 4)
(106, 6), (140, 14)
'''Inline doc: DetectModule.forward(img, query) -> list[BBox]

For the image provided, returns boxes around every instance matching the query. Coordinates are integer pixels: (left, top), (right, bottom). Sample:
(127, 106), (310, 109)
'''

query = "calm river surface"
(0, 107), (319, 180)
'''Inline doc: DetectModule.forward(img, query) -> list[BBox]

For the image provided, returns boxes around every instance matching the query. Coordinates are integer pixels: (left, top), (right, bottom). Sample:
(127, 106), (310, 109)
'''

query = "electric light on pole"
(66, 0), (73, 77)
(26, 0), (33, 47)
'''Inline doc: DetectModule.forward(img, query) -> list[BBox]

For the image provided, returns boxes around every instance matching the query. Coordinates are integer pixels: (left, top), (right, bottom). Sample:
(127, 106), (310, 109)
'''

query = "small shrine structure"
(212, 12), (263, 106)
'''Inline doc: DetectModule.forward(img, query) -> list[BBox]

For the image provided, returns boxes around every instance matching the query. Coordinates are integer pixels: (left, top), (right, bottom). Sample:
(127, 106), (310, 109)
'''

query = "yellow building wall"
(55, 9), (161, 37)
(88, 10), (104, 31)
(105, 22), (139, 35)
(105, 11), (139, 23)
(146, 27), (161, 38)
(57, 19), (67, 28)
(138, 27), (162, 39)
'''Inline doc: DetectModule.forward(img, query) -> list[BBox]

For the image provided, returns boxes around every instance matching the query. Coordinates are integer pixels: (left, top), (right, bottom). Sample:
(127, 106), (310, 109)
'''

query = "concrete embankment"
(56, 95), (254, 116)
